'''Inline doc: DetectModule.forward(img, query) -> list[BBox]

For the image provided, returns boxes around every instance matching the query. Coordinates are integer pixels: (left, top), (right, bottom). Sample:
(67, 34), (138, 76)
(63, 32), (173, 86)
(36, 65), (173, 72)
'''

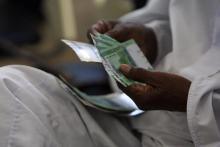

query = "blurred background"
(0, 0), (147, 94)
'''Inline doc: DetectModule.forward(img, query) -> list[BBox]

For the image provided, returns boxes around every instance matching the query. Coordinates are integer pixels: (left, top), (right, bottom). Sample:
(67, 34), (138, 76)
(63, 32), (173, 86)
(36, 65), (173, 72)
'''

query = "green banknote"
(92, 33), (135, 86)
(100, 42), (137, 87)
(91, 33), (153, 87)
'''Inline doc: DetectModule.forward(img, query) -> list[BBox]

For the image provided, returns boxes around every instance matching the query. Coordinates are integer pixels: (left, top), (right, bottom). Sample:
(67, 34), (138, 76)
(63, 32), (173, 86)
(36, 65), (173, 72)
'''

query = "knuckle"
(107, 30), (119, 38)
(127, 68), (138, 78)
(130, 67), (145, 76)
(136, 68), (146, 73)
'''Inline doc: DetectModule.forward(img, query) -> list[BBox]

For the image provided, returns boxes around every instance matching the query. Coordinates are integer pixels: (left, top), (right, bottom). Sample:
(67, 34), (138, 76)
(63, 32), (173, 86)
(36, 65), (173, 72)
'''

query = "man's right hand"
(87, 20), (158, 64)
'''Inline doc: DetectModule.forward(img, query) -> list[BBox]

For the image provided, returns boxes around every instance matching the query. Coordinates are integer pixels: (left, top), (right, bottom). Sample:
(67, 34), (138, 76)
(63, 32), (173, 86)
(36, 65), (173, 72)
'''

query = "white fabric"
(0, 65), (195, 147)
(121, 0), (220, 146)
(0, 65), (141, 147)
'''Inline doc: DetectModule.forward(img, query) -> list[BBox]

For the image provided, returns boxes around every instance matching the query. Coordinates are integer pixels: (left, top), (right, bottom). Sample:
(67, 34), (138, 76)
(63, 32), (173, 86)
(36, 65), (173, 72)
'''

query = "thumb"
(120, 64), (159, 86)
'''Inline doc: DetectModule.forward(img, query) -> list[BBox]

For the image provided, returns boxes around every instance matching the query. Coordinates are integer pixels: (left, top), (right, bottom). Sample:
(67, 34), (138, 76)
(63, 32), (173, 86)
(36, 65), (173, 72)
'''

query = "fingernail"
(120, 64), (131, 73)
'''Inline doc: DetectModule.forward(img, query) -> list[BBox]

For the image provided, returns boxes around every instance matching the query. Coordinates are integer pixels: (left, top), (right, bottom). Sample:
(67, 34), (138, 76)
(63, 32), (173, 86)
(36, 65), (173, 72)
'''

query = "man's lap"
(0, 65), (140, 147)
(0, 65), (193, 147)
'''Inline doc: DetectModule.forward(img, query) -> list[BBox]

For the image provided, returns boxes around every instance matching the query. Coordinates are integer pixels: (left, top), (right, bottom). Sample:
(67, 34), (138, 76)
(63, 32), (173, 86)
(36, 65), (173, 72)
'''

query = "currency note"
(62, 39), (102, 62)
(92, 33), (152, 86)
(99, 42), (136, 86)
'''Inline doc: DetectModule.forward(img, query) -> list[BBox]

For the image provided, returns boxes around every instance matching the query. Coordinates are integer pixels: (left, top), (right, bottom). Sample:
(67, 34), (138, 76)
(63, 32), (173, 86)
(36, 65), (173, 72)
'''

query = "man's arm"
(120, 0), (172, 65)
(120, 0), (170, 24)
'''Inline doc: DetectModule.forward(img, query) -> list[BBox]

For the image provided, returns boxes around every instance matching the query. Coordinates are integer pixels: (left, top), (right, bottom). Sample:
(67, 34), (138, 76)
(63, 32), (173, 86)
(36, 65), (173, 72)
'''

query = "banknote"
(62, 39), (102, 62)
(92, 33), (152, 69)
(99, 42), (136, 86)
(91, 33), (152, 87)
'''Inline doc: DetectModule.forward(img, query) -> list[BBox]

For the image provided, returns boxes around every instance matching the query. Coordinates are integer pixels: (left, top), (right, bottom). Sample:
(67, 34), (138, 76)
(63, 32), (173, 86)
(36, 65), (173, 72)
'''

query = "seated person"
(0, 0), (220, 146)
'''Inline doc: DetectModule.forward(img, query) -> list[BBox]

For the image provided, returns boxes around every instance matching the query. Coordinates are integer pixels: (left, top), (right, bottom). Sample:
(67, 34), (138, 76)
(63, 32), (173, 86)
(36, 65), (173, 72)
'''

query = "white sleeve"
(186, 71), (220, 146)
(120, 0), (172, 64)
(176, 8), (220, 144)
(179, 46), (220, 146)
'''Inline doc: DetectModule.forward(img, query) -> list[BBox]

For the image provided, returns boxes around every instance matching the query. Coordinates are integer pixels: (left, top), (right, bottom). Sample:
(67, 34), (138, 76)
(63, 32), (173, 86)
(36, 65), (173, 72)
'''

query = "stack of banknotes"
(91, 32), (153, 87)
(62, 34), (152, 115)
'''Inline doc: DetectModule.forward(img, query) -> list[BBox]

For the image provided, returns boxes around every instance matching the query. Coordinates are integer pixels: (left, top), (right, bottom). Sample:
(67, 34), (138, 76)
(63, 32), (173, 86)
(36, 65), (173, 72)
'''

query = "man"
(0, 0), (220, 147)
(89, 0), (220, 146)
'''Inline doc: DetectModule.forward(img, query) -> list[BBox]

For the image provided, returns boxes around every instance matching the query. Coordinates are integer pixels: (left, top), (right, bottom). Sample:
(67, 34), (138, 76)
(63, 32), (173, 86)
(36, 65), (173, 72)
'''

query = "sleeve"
(186, 71), (220, 146)
(178, 47), (220, 146)
(179, 14), (220, 146)
(120, 0), (172, 64)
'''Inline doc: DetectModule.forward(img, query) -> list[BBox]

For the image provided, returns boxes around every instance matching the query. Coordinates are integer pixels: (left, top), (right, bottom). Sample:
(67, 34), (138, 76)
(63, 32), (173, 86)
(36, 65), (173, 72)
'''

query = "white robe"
(0, 0), (220, 146)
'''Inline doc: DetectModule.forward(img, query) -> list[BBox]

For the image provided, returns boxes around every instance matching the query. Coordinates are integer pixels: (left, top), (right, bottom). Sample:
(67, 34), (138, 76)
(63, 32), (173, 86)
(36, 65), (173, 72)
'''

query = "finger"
(105, 27), (130, 42)
(97, 20), (109, 33)
(119, 83), (157, 109)
(95, 20), (118, 34)
(87, 22), (105, 42)
(91, 22), (105, 33)
(127, 84), (150, 95)
(120, 64), (159, 86)
(117, 80), (164, 110)
(104, 20), (118, 30)
(87, 20), (118, 41)
(88, 20), (108, 35)
(87, 26), (98, 42)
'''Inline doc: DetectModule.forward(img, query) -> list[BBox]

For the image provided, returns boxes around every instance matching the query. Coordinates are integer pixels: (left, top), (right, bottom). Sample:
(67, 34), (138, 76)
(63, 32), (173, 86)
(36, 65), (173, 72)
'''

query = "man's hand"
(87, 20), (158, 64)
(119, 64), (191, 112)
